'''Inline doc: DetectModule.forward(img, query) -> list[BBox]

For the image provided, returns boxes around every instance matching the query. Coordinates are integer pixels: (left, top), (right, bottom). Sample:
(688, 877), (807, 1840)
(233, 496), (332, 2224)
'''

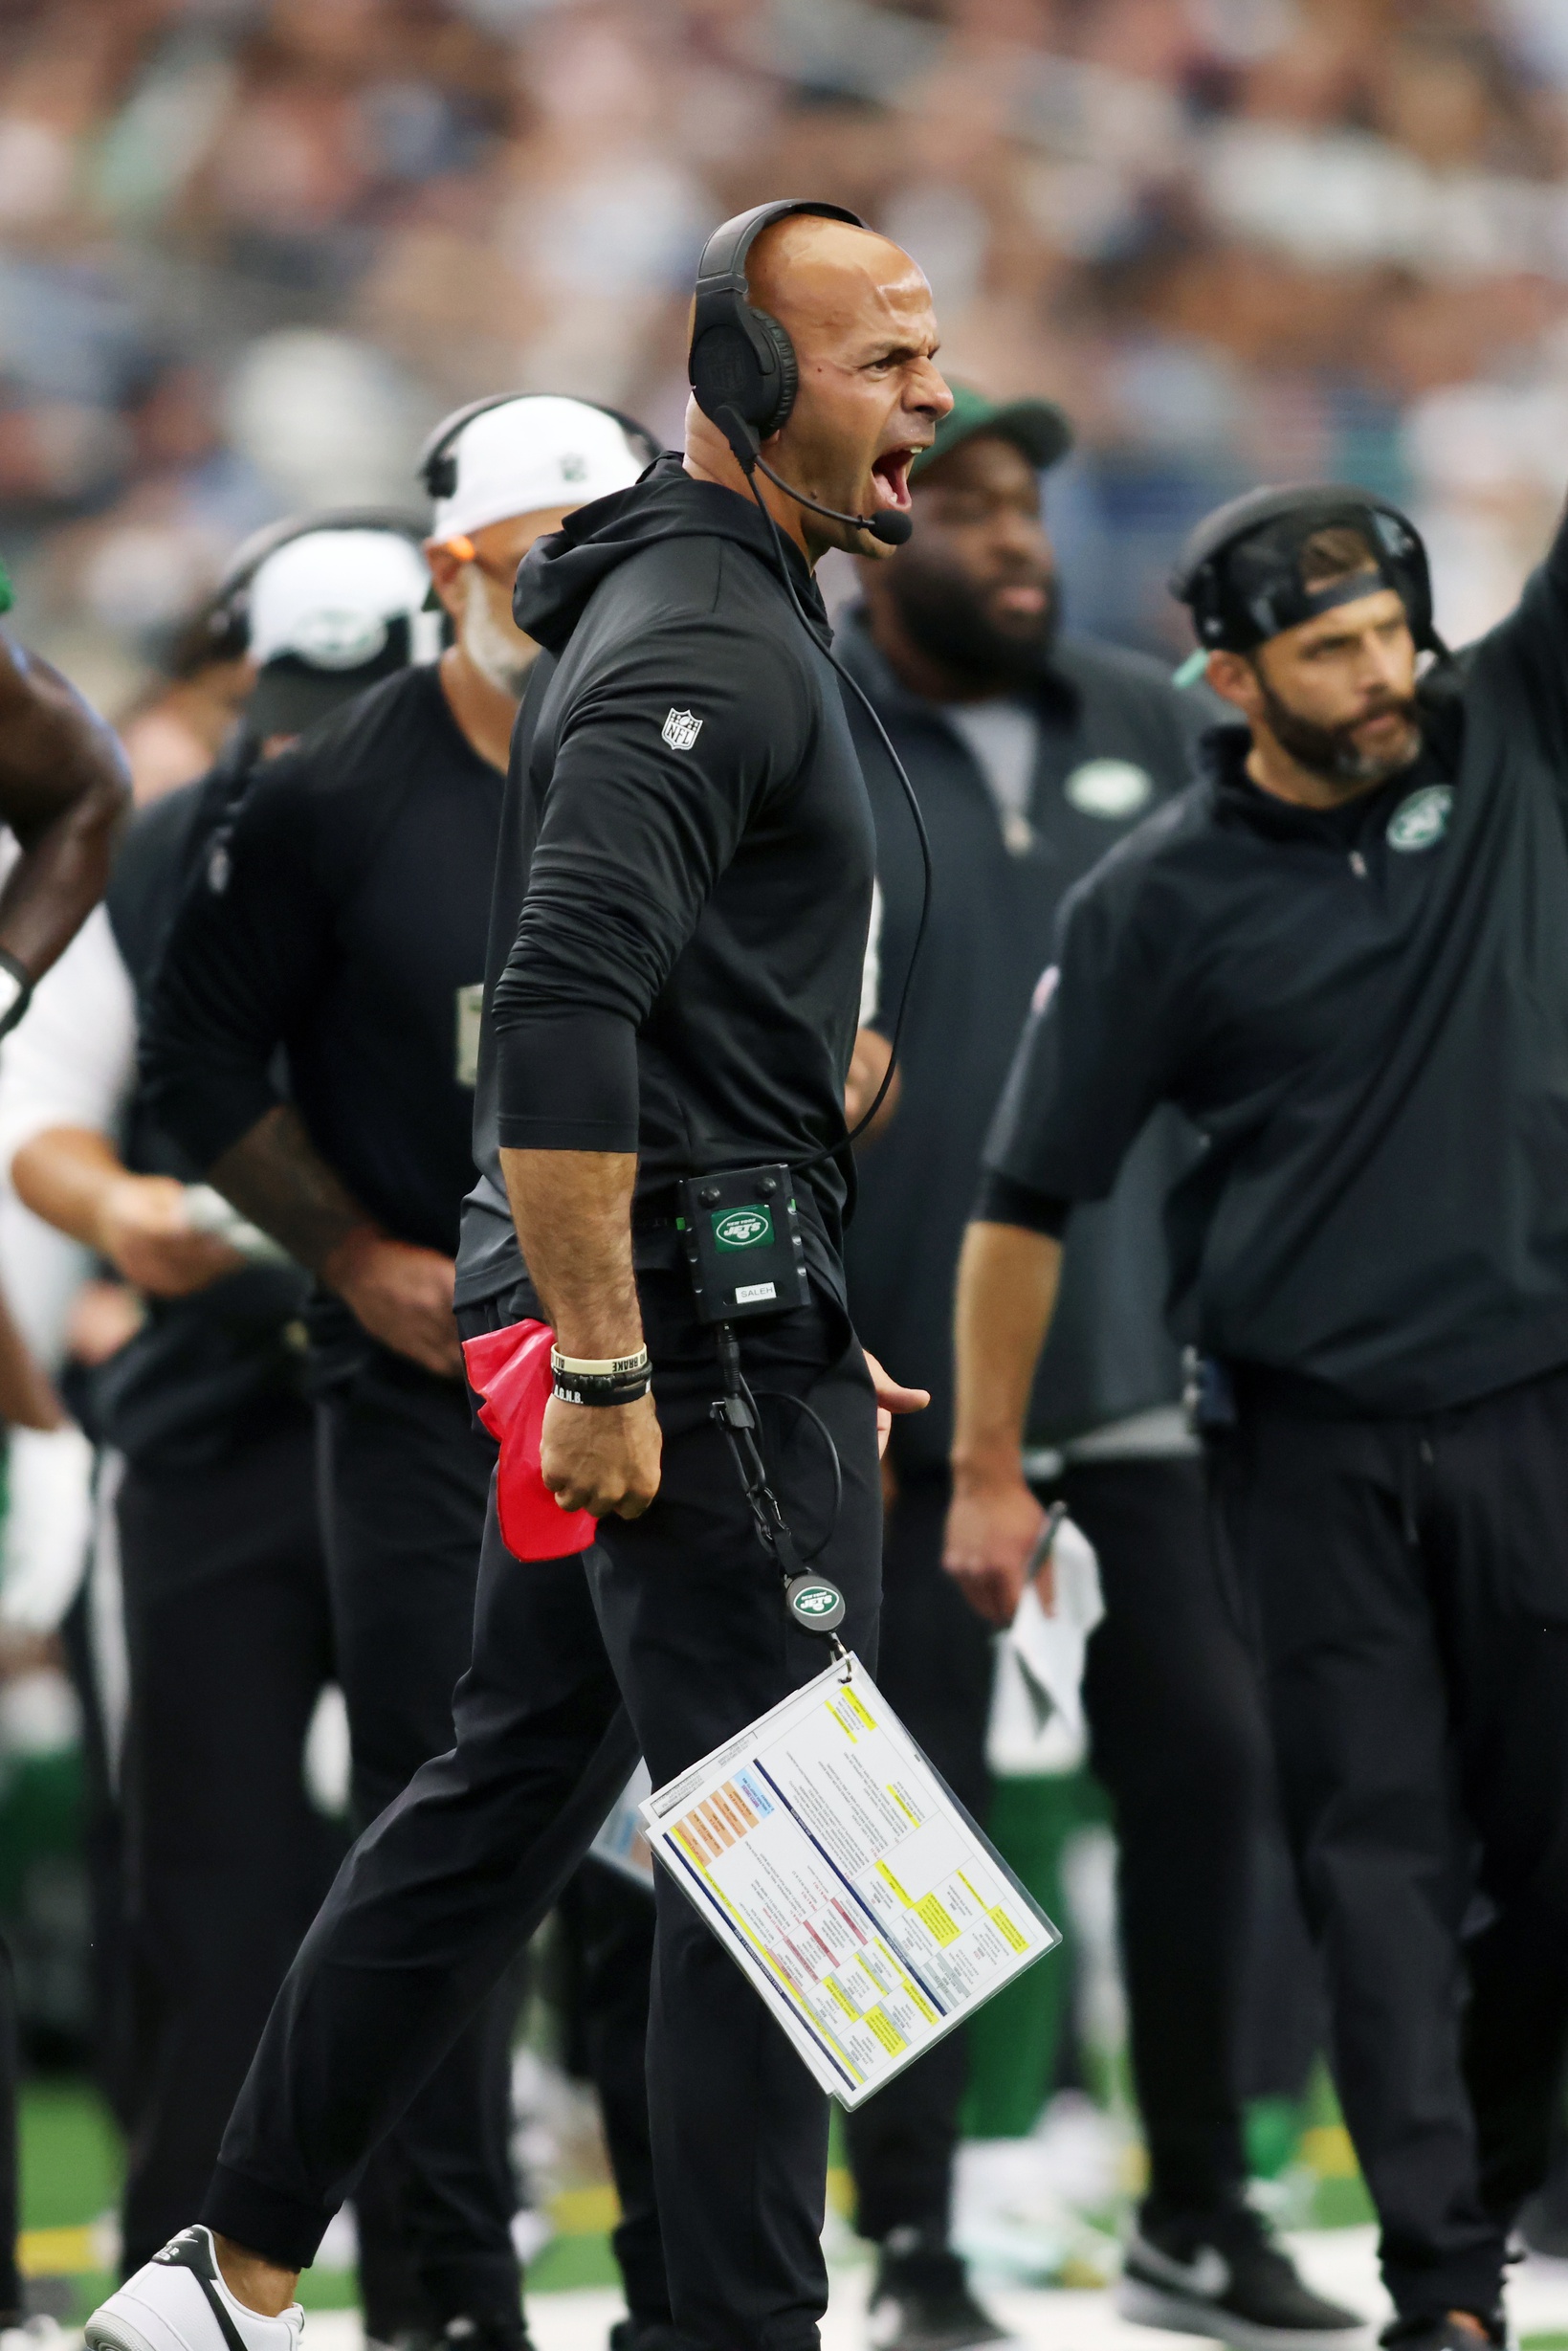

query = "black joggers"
(314, 1349), (525, 2334)
(116, 1416), (340, 2276)
(203, 1275), (881, 2351)
(1213, 1364), (1568, 2323)
(846, 1456), (1268, 2240)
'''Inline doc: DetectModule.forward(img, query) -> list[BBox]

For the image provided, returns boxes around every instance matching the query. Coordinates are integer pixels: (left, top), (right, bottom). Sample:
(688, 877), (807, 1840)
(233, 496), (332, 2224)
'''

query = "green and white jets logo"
(713, 1206), (772, 1251)
(1387, 784), (1452, 853)
(786, 1578), (845, 1630)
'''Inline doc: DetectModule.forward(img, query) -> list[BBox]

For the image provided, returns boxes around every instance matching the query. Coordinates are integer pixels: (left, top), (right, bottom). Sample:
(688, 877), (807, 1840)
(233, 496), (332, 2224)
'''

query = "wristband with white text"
(550, 1345), (651, 1408)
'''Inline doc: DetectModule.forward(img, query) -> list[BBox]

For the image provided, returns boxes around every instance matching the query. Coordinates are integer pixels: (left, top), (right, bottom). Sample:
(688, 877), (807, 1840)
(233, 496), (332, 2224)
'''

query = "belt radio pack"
(678, 1167), (847, 1645)
(677, 1164), (809, 1325)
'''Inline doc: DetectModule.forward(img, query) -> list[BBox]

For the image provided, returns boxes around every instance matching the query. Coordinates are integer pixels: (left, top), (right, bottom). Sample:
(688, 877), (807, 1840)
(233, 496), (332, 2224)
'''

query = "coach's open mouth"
(871, 448), (916, 512)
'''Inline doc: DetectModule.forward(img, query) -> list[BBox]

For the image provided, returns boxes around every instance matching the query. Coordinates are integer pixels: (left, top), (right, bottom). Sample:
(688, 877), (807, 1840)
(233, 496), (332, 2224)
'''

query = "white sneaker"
(86, 2227), (303, 2351)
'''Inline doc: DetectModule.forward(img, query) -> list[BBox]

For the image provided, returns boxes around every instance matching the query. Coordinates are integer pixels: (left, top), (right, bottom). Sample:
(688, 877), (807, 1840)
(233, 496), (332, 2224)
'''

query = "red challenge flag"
(461, 1318), (598, 1560)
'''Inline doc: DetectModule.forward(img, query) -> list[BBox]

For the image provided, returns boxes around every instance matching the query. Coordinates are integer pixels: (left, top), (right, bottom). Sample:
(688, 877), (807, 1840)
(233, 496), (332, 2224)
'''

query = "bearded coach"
(951, 483), (1568, 2351)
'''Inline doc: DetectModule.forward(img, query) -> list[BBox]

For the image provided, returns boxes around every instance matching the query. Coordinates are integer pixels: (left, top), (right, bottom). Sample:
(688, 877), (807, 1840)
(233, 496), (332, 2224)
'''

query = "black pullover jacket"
(95, 758), (311, 1469)
(455, 455), (875, 1314)
(983, 505), (1568, 1415)
(141, 663), (503, 1373)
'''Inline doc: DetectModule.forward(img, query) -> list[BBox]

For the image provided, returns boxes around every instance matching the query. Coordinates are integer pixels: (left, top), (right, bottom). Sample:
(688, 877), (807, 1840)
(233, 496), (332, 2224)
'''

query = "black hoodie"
(983, 508), (1568, 1414)
(455, 457), (876, 1312)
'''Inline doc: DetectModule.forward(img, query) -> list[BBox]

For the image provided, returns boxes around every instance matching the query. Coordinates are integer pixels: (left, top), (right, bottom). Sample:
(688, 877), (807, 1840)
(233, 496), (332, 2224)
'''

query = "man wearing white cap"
(135, 399), (659, 2351)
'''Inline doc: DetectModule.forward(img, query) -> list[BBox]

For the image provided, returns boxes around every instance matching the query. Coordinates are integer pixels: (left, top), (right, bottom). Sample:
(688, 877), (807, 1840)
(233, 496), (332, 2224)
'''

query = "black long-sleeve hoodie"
(455, 456), (876, 1312)
(983, 507), (1568, 1413)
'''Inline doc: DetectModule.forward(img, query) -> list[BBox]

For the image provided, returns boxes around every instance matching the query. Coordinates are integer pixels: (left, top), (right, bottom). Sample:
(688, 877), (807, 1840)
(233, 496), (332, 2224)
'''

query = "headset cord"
(711, 1322), (849, 1658)
(734, 453), (934, 1169)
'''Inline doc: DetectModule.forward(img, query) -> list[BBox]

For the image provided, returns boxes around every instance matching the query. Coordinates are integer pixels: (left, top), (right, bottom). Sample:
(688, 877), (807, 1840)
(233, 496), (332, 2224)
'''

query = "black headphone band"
(1171, 482), (1436, 654)
(1171, 484), (1420, 597)
(690, 199), (869, 447)
(693, 198), (866, 300)
(416, 393), (661, 504)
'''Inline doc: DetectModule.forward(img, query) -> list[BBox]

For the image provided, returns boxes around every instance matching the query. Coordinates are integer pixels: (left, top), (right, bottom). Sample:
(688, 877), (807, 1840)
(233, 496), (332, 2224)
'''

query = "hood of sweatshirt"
(511, 454), (828, 655)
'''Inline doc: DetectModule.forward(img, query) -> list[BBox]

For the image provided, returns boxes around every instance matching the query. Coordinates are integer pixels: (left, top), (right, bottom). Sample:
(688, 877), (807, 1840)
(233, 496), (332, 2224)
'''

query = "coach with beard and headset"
(92, 203), (939, 2351)
(949, 481), (1568, 2351)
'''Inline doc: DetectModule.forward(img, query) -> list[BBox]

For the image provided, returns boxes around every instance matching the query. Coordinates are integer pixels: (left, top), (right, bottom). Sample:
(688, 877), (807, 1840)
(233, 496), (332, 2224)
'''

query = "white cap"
(427, 394), (649, 543)
(249, 527), (431, 668)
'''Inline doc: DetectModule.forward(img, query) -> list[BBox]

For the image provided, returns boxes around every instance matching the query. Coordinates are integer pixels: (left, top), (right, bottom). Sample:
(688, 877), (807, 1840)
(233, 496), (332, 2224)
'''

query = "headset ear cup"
(691, 323), (770, 429)
(751, 310), (798, 438)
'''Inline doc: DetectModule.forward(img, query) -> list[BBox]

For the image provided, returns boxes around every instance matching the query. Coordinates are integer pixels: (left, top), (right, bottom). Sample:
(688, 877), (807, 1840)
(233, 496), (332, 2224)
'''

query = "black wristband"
(0, 949), (33, 1041)
(551, 1369), (651, 1408)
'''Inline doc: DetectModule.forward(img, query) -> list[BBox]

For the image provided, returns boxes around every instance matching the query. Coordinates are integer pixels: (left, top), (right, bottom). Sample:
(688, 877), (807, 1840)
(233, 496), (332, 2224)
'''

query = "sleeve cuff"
(973, 1170), (1071, 1238)
(494, 1008), (638, 1157)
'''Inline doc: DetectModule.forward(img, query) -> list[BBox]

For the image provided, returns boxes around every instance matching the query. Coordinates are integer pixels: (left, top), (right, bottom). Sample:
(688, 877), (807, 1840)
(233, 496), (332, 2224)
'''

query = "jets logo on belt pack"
(663, 708), (702, 750)
(713, 1206), (772, 1250)
(1387, 783), (1452, 853)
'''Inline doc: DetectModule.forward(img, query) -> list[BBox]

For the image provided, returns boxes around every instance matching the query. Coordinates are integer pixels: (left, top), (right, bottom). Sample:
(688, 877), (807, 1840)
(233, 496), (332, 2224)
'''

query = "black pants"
(315, 1352), (525, 2331)
(116, 1418), (340, 2275)
(204, 1280), (881, 2351)
(571, 1860), (663, 2323)
(1213, 1367), (1568, 2322)
(846, 1457), (1264, 2240)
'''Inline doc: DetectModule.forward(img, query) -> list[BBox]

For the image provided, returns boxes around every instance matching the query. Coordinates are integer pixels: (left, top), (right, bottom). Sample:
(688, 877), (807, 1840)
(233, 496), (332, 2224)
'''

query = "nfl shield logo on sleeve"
(662, 708), (702, 751)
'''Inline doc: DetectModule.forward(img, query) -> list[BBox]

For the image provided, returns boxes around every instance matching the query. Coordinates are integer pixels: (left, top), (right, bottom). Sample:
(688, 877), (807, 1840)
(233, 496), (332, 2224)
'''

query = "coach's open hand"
(541, 1386), (662, 1519)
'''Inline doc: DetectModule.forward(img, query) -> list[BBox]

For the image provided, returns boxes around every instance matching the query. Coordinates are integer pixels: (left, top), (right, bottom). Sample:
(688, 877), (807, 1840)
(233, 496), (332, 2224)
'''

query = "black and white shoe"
(866, 2229), (1012, 2351)
(1115, 2206), (1365, 2351)
(86, 2229), (303, 2351)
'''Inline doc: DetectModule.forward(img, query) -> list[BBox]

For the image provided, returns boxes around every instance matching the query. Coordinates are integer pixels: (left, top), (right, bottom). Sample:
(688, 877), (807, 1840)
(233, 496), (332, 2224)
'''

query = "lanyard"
(710, 1322), (850, 1655)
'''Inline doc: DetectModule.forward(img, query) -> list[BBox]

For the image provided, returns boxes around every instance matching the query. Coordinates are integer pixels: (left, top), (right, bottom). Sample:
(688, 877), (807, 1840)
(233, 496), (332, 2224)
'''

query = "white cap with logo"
(425, 394), (651, 544)
(248, 528), (432, 669)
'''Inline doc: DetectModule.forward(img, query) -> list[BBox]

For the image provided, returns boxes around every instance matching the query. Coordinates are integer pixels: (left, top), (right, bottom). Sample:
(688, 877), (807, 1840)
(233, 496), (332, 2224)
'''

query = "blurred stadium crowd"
(1, 0), (1568, 781)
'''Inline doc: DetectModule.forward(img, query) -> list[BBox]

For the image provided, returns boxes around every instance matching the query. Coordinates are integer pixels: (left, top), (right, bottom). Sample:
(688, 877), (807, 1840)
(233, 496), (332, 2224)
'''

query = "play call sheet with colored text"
(639, 1653), (1060, 2106)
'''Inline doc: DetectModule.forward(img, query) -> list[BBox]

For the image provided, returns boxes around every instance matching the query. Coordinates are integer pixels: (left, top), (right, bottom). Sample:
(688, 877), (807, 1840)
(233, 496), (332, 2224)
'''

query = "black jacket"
(141, 663), (503, 1371)
(985, 511), (1568, 1414)
(456, 457), (875, 1311)
(837, 615), (1208, 1474)
(95, 761), (311, 1468)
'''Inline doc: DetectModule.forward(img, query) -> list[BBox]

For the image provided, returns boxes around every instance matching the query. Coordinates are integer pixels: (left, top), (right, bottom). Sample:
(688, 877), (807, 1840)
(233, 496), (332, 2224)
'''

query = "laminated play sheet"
(638, 1653), (1059, 2107)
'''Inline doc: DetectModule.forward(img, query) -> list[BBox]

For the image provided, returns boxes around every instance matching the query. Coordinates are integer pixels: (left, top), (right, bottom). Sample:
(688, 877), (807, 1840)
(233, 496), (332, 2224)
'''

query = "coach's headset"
(680, 200), (935, 1171)
(689, 198), (915, 549)
(415, 392), (662, 506)
(208, 505), (432, 681)
(1170, 482), (1445, 659)
(416, 394), (663, 627)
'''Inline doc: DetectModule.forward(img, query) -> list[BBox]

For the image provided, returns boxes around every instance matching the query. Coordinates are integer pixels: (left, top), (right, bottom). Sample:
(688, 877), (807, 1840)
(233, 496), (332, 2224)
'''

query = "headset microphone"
(712, 409), (913, 547)
(752, 452), (913, 546)
(709, 398), (912, 546)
